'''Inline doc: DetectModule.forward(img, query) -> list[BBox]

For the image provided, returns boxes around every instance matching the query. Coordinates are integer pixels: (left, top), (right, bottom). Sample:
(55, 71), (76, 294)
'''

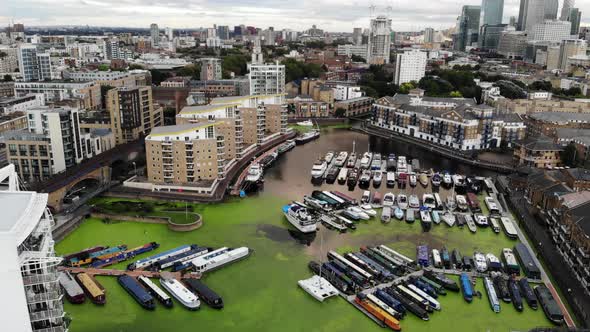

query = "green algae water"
(56, 129), (557, 331)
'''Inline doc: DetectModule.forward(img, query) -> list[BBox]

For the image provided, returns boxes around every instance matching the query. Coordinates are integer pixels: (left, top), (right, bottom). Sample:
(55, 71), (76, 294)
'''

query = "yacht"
(373, 172), (382, 187)
(324, 151), (335, 164)
(360, 152), (372, 169)
(245, 163), (263, 183)
(159, 275), (200, 310)
(431, 173), (442, 187)
(359, 204), (377, 217)
(466, 214), (477, 233)
(334, 151), (348, 167)
(397, 194), (409, 210)
(282, 204), (318, 233)
(446, 196), (456, 211)
(346, 152), (357, 168)
(386, 154), (397, 171)
(347, 169), (359, 187)
(337, 168), (348, 185)
(409, 173), (417, 187)
(394, 207), (404, 220)
(382, 193), (395, 207)
(361, 191), (371, 204)
(422, 194), (436, 210)
(409, 195), (420, 209)
(346, 206), (370, 220)
(473, 252), (488, 273)
(456, 195), (468, 212)
(442, 212), (456, 227)
(420, 209), (432, 232)
(431, 210), (441, 224)
(298, 275), (339, 302)
(474, 214), (489, 227)
(406, 209), (415, 223)
(295, 130), (320, 145)
(397, 156), (408, 173)
(359, 170), (372, 186)
(419, 173), (429, 187)
(453, 174), (467, 192)
(310, 160), (328, 179)
(442, 173), (453, 187)
(386, 172), (396, 187)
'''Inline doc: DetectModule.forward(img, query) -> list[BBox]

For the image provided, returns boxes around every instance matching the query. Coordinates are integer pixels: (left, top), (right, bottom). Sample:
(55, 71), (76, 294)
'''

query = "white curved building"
(0, 164), (66, 332)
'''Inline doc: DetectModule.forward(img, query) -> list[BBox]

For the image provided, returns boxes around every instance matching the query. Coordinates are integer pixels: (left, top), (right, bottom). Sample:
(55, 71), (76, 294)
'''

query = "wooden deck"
(58, 266), (202, 280)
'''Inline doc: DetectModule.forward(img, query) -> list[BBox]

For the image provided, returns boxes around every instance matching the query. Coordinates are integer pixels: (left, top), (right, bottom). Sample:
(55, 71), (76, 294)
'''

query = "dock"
(58, 266), (202, 280)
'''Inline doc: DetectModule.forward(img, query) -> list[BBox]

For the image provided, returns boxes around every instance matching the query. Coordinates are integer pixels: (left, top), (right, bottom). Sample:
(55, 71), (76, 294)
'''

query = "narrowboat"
(502, 248), (520, 275)
(407, 284), (441, 311)
(303, 195), (331, 211)
(322, 261), (365, 290)
(374, 289), (406, 316)
(514, 243), (541, 279)
(406, 208), (415, 223)
(423, 270), (460, 292)
(128, 244), (194, 270)
(379, 245), (415, 267)
(345, 253), (381, 279)
(360, 247), (400, 275)
(328, 250), (374, 284)
(418, 276), (447, 295)
(462, 256), (473, 271)
(331, 191), (358, 205)
(432, 249), (442, 268)
(484, 277), (501, 313)
(518, 278), (538, 310)
(441, 247), (451, 269)
(396, 284), (432, 312)
(190, 247), (250, 273)
(466, 193), (481, 212)
(184, 279), (224, 309)
(354, 252), (394, 281)
(535, 285), (564, 325)
(63, 246), (106, 261)
(347, 168), (359, 187)
(91, 242), (159, 269)
(118, 275), (155, 310)
(508, 277), (523, 311)
(325, 165), (339, 184)
(409, 277), (438, 298)
(489, 217), (501, 233)
(417, 245), (429, 267)
(138, 276), (173, 308)
(386, 287), (429, 321)
(493, 275), (511, 303)
(160, 275), (200, 310)
(460, 273), (473, 302)
(309, 261), (354, 295)
(355, 293), (401, 331)
(76, 272), (106, 305)
(59, 271), (85, 304)
(500, 217), (518, 239)
(68, 245), (128, 267)
(366, 293), (402, 320)
(368, 247), (407, 273)
(451, 249), (463, 270)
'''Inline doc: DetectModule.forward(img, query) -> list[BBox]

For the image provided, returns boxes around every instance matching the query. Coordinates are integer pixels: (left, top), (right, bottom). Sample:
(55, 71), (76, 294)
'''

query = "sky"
(0, 0), (588, 32)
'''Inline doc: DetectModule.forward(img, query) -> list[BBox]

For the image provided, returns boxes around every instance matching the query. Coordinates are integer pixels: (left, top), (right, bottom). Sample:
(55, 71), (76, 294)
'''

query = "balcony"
(162, 141), (172, 146)
(29, 307), (65, 322)
(22, 273), (59, 286)
(34, 326), (67, 332)
(26, 290), (62, 304)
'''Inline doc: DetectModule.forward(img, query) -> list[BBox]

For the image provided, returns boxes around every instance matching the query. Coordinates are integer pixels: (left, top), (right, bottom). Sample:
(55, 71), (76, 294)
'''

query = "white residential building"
(247, 39), (285, 96)
(529, 20), (572, 42)
(337, 44), (368, 61)
(367, 16), (392, 65)
(17, 44), (40, 82)
(0, 94), (45, 114)
(0, 46), (19, 73)
(394, 50), (427, 85)
(424, 28), (435, 44)
(333, 85), (363, 101)
(150, 23), (160, 46)
(0, 163), (66, 332)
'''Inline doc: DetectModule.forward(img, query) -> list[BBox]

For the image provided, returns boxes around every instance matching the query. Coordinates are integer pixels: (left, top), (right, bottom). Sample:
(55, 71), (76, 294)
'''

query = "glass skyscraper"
(480, 0), (504, 27)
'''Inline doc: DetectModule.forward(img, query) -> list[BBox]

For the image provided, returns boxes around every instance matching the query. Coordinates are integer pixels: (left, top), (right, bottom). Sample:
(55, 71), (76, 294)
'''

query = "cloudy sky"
(1, 0), (588, 32)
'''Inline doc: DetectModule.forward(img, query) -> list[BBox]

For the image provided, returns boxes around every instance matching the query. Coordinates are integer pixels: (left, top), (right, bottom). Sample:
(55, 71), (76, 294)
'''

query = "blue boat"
(91, 242), (159, 268)
(118, 275), (155, 310)
(460, 273), (473, 302)
(374, 289), (406, 315)
(417, 245), (429, 267)
(411, 278), (438, 298)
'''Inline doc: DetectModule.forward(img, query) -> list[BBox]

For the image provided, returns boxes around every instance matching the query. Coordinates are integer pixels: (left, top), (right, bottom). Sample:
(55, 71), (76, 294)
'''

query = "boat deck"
(59, 266), (202, 280)
(231, 146), (282, 196)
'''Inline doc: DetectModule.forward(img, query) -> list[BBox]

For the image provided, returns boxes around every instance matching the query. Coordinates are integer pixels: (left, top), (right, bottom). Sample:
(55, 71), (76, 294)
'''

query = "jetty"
(58, 266), (202, 280)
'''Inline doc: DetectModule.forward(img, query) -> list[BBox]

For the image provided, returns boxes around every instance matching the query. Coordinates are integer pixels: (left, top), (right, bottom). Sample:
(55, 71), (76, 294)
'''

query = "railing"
(29, 308), (65, 322)
(26, 290), (62, 304)
(22, 272), (59, 286)
(34, 326), (67, 332)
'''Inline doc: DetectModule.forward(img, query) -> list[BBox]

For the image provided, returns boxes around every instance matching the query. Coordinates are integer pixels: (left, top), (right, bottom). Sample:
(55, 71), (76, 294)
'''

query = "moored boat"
(355, 293), (401, 331)
(466, 214), (477, 233)
(431, 211), (440, 224)
(184, 279), (224, 309)
(160, 274), (200, 310)
(419, 173), (428, 187)
(118, 275), (155, 310)
(442, 212), (455, 227)
(383, 193), (395, 207)
(484, 276), (501, 313)
(76, 272), (106, 305)
(535, 285), (564, 325)
(420, 209), (432, 232)
(138, 275), (173, 308)
(460, 273), (473, 302)
(334, 151), (348, 167)
(283, 204), (318, 233)
(394, 207), (404, 220)
(59, 271), (85, 304)
(310, 160), (327, 179)
(295, 130), (320, 145)
(431, 173), (442, 187)
(347, 168), (359, 187)
(337, 167), (348, 184)
(397, 194), (408, 210)
(508, 277), (524, 311)
(406, 209), (415, 223)
(347, 152), (357, 168)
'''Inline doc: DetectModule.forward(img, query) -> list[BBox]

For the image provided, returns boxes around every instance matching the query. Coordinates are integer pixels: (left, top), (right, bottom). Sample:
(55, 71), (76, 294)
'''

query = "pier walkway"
(58, 266), (202, 280)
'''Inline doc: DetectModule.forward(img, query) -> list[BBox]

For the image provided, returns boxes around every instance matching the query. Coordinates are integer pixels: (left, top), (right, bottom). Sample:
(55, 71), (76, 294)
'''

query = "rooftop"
(529, 112), (590, 123)
(4, 130), (49, 142)
(0, 191), (48, 245)
(564, 168), (590, 182)
(149, 122), (218, 137)
(517, 136), (563, 151)
(179, 103), (239, 115)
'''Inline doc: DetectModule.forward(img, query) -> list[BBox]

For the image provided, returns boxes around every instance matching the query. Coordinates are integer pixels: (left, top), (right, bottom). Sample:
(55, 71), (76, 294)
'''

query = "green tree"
(351, 55), (366, 62)
(529, 80), (552, 92)
(176, 64), (201, 79)
(281, 58), (324, 82)
(98, 64), (110, 71)
(561, 143), (579, 167)
(128, 63), (144, 70)
(399, 81), (417, 94)
(222, 54), (248, 78)
(450, 90), (463, 97)
(150, 69), (172, 85)
(2, 74), (13, 82)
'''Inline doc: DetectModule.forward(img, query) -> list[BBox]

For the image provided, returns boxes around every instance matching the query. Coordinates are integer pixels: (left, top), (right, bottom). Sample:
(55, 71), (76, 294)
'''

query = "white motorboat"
(394, 207), (404, 220)
(359, 170), (372, 186)
(397, 194), (408, 210)
(359, 204), (377, 217)
(324, 151), (335, 164)
(370, 153), (382, 170)
(310, 160), (328, 179)
(346, 206), (370, 220)
(347, 152), (357, 168)
(334, 151), (349, 167)
(409, 173), (417, 187)
(382, 193), (395, 207)
(419, 173), (429, 187)
(245, 163), (263, 183)
(431, 173), (442, 187)
(443, 173), (453, 187)
(452, 174), (466, 189)
(431, 210), (441, 224)
(360, 152), (372, 169)
(297, 120), (314, 126)
(397, 156), (408, 173)
(406, 209), (415, 223)
(466, 214), (477, 233)
(422, 194), (436, 209)
(446, 196), (456, 211)
(473, 252), (488, 273)
(298, 275), (339, 302)
(420, 210), (432, 222)
(442, 211), (456, 227)
(456, 195), (468, 211)
(474, 213), (489, 227)
(337, 167), (348, 184)
(373, 171), (382, 187)
(381, 207), (391, 223)
(361, 191), (371, 204)
(409, 195), (420, 208)
(160, 275), (200, 310)
(283, 204), (318, 233)
(386, 171), (396, 187)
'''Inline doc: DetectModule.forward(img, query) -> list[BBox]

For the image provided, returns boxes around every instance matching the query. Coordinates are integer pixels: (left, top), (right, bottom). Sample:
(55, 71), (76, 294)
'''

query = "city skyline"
(2, 0), (588, 32)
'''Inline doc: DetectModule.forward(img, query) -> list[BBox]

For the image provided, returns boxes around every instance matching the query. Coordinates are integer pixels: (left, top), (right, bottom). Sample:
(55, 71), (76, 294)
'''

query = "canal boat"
(484, 277), (501, 313)
(420, 209), (432, 232)
(308, 261), (353, 295)
(310, 159), (328, 179)
(397, 172), (407, 187)
(407, 284), (441, 311)
(535, 285), (564, 325)
(337, 167), (348, 184)
(431, 173), (442, 187)
(154, 246), (208, 271)
(184, 279), (224, 309)
(410, 277), (439, 298)
(345, 253), (381, 279)
(456, 195), (468, 211)
(328, 250), (374, 284)
(419, 173), (428, 187)
(386, 287), (429, 321)
(347, 168), (359, 187)
(322, 191), (347, 207)
(508, 277), (524, 311)
(259, 150), (278, 169)
(63, 246), (106, 262)
(375, 289), (406, 316)
(360, 152), (372, 169)
(59, 271), (85, 304)
(386, 154), (397, 171)
(486, 253), (502, 272)
(518, 278), (538, 310)
(381, 207), (391, 223)
(320, 214), (347, 232)
(423, 270), (460, 292)
(442, 211), (455, 227)
(68, 245), (128, 267)
(190, 247), (250, 273)
(474, 252), (487, 272)
(295, 130), (320, 145)
(334, 151), (348, 167)
(379, 245), (415, 267)
(383, 193), (395, 207)
(442, 173), (453, 188)
(493, 274), (511, 302)
(359, 170), (372, 187)
(372, 171), (382, 187)
(335, 214), (356, 230)
(409, 173), (417, 187)
(160, 275), (200, 310)
(462, 256), (473, 271)
(386, 172), (396, 187)
(417, 245), (429, 267)
(277, 139), (295, 153)
(328, 260), (370, 289)
(460, 273), (473, 302)
(422, 194), (436, 209)
(418, 276), (447, 296)
(500, 217), (518, 239)
(360, 247), (401, 275)
(466, 193), (481, 212)
(76, 272), (106, 305)
(324, 151), (335, 164)
(353, 253), (394, 281)
(397, 194), (408, 210)
(432, 249), (442, 268)
(138, 276), (173, 308)
(366, 293), (402, 320)
(91, 242), (160, 269)
(406, 209), (415, 223)
(445, 196), (456, 211)
(370, 247), (407, 271)
(396, 284), (432, 312)
(431, 210), (440, 224)
(355, 293), (401, 331)
(118, 275), (155, 310)
(514, 243), (541, 279)
(393, 207), (404, 220)
(489, 217), (501, 233)
(283, 204), (318, 233)
(484, 196), (501, 215)
(347, 152), (357, 168)
(128, 244), (194, 271)
(441, 247), (451, 268)
(408, 195), (419, 209)
(466, 214), (477, 233)
(452, 249), (463, 269)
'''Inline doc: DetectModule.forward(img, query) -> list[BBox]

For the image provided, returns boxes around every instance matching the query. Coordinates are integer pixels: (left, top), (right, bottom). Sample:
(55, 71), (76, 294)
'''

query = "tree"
(399, 81), (417, 94)
(494, 80), (527, 99)
(222, 54), (248, 78)
(2, 74), (13, 82)
(351, 54), (366, 62)
(98, 64), (110, 71)
(150, 69), (172, 86)
(561, 143), (579, 167)
(128, 63), (144, 70)
(281, 58), (324, 82)
(529, 80), (552, 92)
(334, 107), (347, 117)
(450, 90), (463, 97)
(176, 64), (201, 79)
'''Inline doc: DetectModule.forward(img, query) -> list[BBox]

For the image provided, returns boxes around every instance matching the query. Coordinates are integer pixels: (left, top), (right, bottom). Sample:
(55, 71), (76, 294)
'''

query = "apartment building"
(394, 50), (427, 85)
(0, 94), (45, 114)
(334, 96), (374, 117)
(106, 86), (163, 144)
(371, 94), (526, 151)
(494, 97), (590, 114)
(0, 81), (15, 98)
(525, 111), (590, 137)
(367, 16), (392, 65)
(337, 44), (369, 60)
(0, 113), (28, 135)
(199, 58), (223, 81)
(293, 101), (330, 118)
(513, 136), (563, 168)
(14, 81), (101, 110)
(247, 38), (286, 96)
(333, 85), (363, 101)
